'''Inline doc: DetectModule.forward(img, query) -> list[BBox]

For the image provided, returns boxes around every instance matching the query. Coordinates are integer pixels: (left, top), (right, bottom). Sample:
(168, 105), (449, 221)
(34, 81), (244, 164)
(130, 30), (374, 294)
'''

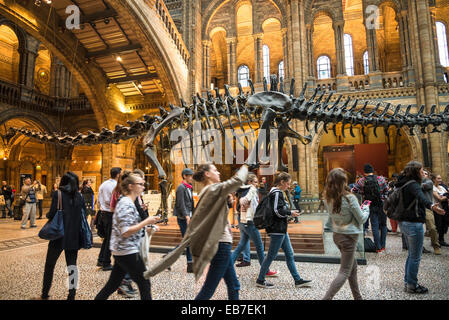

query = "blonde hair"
(246, 173), (257, 184)
(119, 171), (141, 195)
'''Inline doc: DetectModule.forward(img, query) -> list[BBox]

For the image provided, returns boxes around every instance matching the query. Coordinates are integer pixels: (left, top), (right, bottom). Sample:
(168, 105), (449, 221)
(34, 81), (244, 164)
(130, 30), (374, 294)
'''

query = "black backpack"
(383, 180), (417, 221)
(363, 175), (382, 205)
(364, 237), (376, 252)
(253, 194), (273, 230)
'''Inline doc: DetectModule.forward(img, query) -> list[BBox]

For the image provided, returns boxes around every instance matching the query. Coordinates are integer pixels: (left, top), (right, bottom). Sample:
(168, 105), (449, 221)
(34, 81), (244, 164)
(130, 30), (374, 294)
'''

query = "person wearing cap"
(352, 163), (388, 253)
(172, 168), (195, 273)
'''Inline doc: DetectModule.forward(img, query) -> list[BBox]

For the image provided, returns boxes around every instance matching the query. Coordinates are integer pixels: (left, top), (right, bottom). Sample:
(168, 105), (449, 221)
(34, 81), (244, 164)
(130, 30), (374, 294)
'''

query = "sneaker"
(186, 262), (193, 273)
(21, 226), (27, 229)
(434, 247), (441, 255)
(30, 225), (37, 228)
(236, 261), (251, 267)
(406, 284), (428, 294)
(102, 265), (113, 271)
(295, 279), (312, 288)
(422, 247), (431, 254)
(439, 241), (449, 247)
(117, 285), (137, 298)
(376, 249), (384, 253)
(265, 270), (279, 277)
(256, 280), (275, 289)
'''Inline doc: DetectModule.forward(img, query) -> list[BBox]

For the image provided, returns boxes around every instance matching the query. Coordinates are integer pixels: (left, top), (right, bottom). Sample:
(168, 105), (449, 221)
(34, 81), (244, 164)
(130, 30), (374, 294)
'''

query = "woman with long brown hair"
(322, 168), (370, 300)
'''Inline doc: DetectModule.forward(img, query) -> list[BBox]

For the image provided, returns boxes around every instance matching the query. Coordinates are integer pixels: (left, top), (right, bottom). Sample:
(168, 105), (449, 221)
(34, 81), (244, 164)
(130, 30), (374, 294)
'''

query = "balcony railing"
(153, 0), (190, 65)
(316, 71), (406, 93)
(382, 71), (405, 88)
(0, 79), (92, 115)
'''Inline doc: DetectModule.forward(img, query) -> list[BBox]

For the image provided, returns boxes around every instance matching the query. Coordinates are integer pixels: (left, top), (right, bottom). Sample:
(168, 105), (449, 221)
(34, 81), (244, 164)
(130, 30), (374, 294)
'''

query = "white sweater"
(239, 185), (259, 223)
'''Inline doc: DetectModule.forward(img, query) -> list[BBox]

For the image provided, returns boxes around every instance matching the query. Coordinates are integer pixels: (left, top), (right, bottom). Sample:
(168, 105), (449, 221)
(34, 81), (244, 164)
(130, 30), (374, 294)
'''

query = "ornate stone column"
(281, 28), (289, 82)
(364, 15), (383, 89)
(226, 37), (237, 87)
(18, 34), (40, 88)
(398, 10), (415, 86)
(412, 0), (447, 179)
(306, 24), (316, 90)
(253, 33), (264, 87)
(289, 0), (304, 95)
(429, 7), (445, 83)
(333, 20), (349, 91)
(202, 40), (211, 91)
(50, 57), (72, 98)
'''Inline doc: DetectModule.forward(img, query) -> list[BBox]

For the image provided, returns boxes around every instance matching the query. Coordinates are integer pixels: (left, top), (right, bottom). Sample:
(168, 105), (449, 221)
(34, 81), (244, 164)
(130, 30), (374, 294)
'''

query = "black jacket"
(173, 183), (194, 219)
(395, 176), (432, 223)
(1, 185), (12, 200)
(47, 190), (86, 251)
(266, 188), (292, 234)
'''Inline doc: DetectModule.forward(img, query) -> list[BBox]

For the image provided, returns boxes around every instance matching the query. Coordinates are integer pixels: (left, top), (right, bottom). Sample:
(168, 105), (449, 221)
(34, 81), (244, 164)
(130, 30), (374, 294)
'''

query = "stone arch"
(202, 0), (287, 41)
(0, 8), (110, 129)
(364, 0), (402, 16)
(307, 107), (423, 195)
(0, 17), (26, 52)
(209, 26), (229, 40)
(305, 0), (342, 26)
(0, 111), (58, 163)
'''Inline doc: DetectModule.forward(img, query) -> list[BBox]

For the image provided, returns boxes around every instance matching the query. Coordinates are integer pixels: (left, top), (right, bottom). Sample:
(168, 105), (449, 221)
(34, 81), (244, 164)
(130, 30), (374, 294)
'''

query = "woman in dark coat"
(40, 172), (86, 300)
(396, 161), (445, 294)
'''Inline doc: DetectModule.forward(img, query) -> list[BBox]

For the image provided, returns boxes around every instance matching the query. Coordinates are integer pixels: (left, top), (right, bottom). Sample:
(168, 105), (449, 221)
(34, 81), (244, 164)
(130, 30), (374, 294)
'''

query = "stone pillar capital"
(332, 20), (345, 30)
(225, 37), (237, 44)
(252, 33), (264, 41)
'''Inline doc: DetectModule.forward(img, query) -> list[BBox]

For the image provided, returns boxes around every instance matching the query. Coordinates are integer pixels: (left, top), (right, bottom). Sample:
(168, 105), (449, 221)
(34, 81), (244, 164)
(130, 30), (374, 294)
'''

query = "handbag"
(79, 207), (93, 249)
(39, 191), (64, 241)
(19, 194), (28, 207)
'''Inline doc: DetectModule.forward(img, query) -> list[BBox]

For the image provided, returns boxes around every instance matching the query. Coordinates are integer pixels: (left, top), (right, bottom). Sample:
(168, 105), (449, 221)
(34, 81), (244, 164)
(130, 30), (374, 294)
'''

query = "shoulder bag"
(39, 190), (64, 240)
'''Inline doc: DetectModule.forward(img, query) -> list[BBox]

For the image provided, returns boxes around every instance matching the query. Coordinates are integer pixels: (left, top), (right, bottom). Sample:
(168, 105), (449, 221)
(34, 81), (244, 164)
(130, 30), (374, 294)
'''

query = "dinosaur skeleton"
(5, 76), (449, 222)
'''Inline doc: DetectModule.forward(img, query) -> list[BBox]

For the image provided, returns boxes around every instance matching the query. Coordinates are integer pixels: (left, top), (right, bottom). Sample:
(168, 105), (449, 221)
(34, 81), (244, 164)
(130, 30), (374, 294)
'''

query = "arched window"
(317, 56), (331, 79)
(238, 65), (250, 87)
(263, 45), (270, 80)
(278, 60), (284, 80)
(344, 34), (354, 76)
(436, 21), (449, 67)
(363, 51), (370, 75)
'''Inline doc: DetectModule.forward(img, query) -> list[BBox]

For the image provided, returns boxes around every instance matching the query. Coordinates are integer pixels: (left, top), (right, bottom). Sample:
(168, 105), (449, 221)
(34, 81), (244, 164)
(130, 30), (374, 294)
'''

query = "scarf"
(182, 181), (193, 189)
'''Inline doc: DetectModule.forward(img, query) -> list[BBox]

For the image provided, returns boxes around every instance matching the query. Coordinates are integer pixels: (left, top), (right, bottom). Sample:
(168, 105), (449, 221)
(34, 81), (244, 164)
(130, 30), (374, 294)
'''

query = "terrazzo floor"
(0, 217), (448, 300)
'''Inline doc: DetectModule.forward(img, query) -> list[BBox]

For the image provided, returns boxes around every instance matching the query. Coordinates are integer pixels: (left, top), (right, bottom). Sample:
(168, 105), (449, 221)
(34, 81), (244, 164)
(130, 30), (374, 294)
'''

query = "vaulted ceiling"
(52, 0), (164, 97)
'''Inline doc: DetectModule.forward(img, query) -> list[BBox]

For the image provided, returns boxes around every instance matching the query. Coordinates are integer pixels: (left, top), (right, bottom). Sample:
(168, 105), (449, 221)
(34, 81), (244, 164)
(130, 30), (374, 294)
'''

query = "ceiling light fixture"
(116, 56), (122, 62)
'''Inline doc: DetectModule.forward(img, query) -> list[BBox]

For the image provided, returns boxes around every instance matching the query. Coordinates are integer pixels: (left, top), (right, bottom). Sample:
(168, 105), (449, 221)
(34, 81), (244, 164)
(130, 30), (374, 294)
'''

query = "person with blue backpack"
(352, 164), (389, 253)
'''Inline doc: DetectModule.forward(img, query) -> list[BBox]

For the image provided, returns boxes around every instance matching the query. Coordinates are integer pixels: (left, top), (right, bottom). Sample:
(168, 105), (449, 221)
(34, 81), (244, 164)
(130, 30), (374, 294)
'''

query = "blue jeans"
(177, 218), (192, 263)
(195, 242), (240, 300)
(237, 215), (250, 262)
(370, 206), (387, 250)
(231, 221), (265, 265)
(257, 233), (301, 282)
(400, 222), (424, 288)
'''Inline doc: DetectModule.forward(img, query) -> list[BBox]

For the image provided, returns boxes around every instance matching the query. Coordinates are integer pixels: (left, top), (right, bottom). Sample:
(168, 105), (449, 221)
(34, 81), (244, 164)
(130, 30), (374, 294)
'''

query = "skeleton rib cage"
(6, 76), (449, 219)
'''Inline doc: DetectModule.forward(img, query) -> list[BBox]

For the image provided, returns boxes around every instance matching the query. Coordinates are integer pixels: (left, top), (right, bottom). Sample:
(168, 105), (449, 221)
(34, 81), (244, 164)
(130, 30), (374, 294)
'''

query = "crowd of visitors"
(2, 157), (446, 300)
